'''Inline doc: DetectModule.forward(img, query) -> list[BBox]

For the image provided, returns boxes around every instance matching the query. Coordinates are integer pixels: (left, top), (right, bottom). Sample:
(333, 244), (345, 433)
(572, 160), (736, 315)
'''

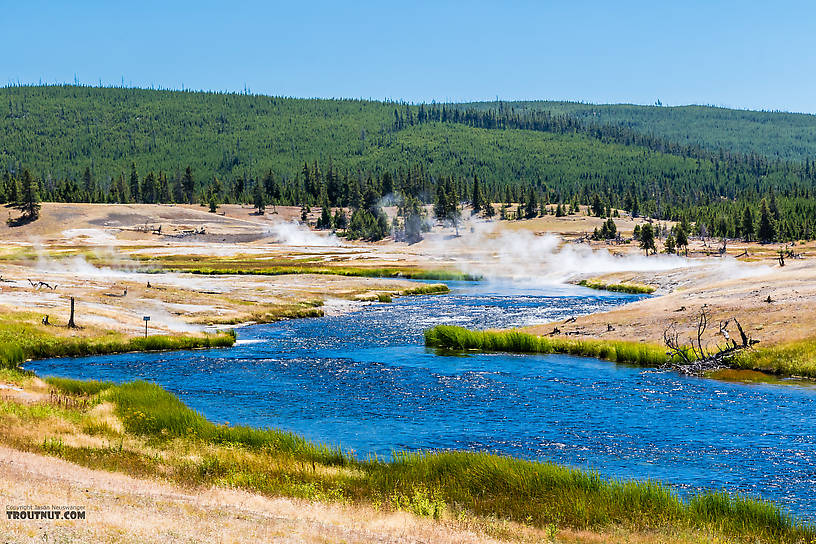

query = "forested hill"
(462, 100), (816, 162)
(0, 85), (399, 182)
(2, 85), (816, 242)
(4, 85), (816, 184)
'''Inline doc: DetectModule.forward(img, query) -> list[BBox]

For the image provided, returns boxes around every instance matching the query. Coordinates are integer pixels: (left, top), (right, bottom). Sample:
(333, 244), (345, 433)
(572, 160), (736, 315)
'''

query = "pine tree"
(603, 217), (617, 239)
(485, 202), (496, 217)
(262, 170), (278, 201)
(401, 195), (426, 243)
(591, 193), (604, 217)
(19, 169), (40, 220)
(757, 199), (776, 243)
(317, 193), (331, 229)
(525, 187), (538, 219)
(333, 208), (348, 230)
(639, 223), (656, 255)
(349, 179), (363, 210)
(742, 206), (754, 242)
(142, 172), (156, 203)
(664, 234), (676, 254)
(182, 166), (195, 204)
(83, 166), (94, 200)
(768, 191), (780, 221)
(471, 174), (483, 214)
(253, 182), (266, 214)
(8, 176), (20, 204)
(433, 183), (449, 222)
(675, 223), (689, 254)
(129, 163), (140, 202)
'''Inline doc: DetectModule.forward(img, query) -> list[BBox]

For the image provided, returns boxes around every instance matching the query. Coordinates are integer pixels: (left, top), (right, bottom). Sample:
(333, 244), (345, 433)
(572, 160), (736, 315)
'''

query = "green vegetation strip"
(731, 338), (816, 380)
(175, 266), (478, 282)
(37, 376), (814, 543)
(424, 325), (669, 367)
(426, 326), (816, 381)
(0, 318), (235, 369)
(578, 279), (656, 294)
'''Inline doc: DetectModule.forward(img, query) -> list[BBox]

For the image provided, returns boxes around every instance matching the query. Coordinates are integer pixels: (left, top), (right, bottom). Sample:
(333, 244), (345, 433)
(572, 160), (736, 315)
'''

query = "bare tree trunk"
(68, 297), (76, 328)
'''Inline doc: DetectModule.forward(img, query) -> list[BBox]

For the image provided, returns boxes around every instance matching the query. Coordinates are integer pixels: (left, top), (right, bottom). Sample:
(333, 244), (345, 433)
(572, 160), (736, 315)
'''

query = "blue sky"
(4, 1), (816, 113)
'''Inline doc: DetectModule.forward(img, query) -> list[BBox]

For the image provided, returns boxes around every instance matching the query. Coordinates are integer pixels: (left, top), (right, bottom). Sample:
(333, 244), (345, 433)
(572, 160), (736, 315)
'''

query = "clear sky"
(4, 0), (816, 113)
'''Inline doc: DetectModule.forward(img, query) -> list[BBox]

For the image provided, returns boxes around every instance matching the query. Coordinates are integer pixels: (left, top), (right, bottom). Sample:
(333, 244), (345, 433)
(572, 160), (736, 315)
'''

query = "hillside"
(3, 85), (816, 185)
(2, 85), (816, 242)
(0, 85), (397, 181)
(463, 101), (816, 162)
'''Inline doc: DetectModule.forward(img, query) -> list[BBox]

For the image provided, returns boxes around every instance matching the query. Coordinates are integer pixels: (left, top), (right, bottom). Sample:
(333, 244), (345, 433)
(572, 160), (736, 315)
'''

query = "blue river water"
(26, 280), (816, 520)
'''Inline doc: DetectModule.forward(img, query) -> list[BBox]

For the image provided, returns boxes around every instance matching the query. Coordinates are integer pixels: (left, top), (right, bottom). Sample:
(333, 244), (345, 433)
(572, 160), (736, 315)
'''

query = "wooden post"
(68, 297), (76, 328)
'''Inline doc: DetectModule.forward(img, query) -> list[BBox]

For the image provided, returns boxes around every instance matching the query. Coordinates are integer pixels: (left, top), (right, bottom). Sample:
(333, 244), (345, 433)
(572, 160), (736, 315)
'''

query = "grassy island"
(424, 325), (669, 367)
(578, 279), (656, 294)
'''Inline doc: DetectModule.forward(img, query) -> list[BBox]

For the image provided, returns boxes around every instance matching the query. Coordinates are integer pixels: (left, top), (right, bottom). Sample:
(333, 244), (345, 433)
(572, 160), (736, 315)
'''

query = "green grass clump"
(424, 325), (669, 367)
(111, 380), (347, 465)
(367, 450), (808, 541)
(46, 376), (115, 396)
(731, 338), (816, 379)
(398, 284), (450, 296)
(578, 279), (656, 294)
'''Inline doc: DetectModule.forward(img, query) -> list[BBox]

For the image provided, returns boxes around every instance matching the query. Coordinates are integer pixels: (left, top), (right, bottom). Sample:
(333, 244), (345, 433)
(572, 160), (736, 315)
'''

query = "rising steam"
(266, 221), (341, 247)
(421, 220), (759, 285)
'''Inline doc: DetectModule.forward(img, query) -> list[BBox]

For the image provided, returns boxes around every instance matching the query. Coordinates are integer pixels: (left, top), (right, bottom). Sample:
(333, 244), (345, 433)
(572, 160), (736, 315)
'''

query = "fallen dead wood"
(28, 279), (57, 290)
(663, 309), (759, 376)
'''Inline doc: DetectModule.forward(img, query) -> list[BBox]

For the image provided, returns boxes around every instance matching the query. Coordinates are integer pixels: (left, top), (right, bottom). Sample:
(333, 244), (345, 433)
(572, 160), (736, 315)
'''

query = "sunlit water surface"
(27, 280), (816, 520)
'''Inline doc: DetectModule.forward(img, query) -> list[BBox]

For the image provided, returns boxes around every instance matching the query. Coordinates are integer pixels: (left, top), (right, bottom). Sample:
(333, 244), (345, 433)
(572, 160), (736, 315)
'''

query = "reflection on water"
(26, 281), (816, 520)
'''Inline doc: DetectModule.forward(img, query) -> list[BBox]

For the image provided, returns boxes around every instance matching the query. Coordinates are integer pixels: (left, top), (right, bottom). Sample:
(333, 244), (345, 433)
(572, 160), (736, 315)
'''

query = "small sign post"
(143, 316), (150, 338)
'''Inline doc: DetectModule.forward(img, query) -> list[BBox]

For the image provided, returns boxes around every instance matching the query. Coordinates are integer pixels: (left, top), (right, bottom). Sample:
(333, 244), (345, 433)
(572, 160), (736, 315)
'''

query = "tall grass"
(366, 450), (808, 542)
(399, 284), (450, 296)
(111, 380), (347, 465)
(578, 279), (656, 294)
(46, 376), (115, 396)
(731, 337), (816, 379)
(424, 325), (669, 367)
(0, 316), (236, 369)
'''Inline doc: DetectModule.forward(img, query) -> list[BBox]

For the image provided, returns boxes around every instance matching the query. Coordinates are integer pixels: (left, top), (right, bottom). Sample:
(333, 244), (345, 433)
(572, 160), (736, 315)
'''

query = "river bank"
(1, 371), (812, 544)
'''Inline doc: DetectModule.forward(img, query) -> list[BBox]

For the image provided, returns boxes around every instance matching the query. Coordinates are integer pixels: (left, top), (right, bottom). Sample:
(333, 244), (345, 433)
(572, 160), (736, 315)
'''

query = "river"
(26, 280), (816, 520)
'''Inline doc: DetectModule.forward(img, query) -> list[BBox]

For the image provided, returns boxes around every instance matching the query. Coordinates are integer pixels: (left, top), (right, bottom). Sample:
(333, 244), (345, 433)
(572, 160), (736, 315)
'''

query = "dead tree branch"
(663, 310), (759, 376)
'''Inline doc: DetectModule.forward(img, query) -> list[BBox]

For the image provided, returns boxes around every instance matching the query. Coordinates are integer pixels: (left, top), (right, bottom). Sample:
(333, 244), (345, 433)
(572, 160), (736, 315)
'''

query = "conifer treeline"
(3, 158), (816, 242)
